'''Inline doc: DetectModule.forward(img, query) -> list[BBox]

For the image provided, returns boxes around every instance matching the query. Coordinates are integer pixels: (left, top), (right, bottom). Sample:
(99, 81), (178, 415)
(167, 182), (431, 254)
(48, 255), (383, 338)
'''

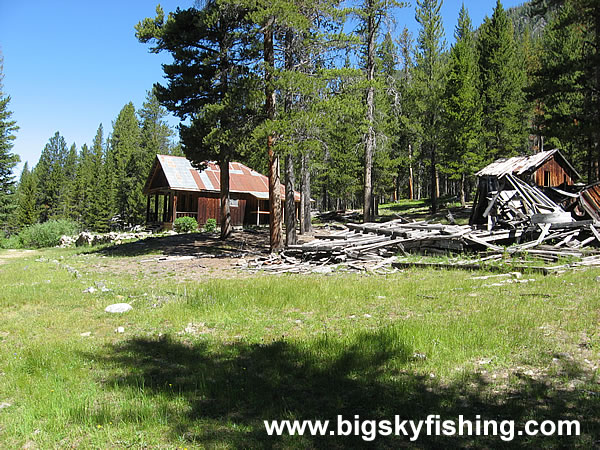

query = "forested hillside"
(0, 0), (598, 244)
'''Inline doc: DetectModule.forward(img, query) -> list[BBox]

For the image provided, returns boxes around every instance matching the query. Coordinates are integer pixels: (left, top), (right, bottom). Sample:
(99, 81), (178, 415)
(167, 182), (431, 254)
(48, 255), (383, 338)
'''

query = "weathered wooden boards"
(237, 214), (600, 274)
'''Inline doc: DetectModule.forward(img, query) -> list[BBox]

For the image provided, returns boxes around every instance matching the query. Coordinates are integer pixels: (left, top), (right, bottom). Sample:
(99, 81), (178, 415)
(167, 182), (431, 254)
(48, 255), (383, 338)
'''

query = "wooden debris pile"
(236, 252), (399, 275)
(238, 170), (600, 274)
(316, 209), (362, 222)
(472, 174), (574, 229)
(238, 213), (600, 274)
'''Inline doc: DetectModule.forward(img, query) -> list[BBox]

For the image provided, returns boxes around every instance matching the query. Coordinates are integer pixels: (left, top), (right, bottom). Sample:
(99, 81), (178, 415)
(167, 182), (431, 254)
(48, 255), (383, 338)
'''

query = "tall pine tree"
(35, 132), (67, 221)
(107, 102), (141, 225)
(442, 4), (482, 206)
(413, 0), (446, 213)
(16, 162), (38, 228)
(0, 53), (20, 234)
(478, 0), (528, 162)
(137, 4), (260, 239)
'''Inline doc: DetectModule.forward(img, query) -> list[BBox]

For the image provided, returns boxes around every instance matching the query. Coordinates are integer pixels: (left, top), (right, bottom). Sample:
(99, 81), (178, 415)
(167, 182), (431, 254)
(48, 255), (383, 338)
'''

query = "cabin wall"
(197, 193), (247, 226)
(533, 158), (574, 187)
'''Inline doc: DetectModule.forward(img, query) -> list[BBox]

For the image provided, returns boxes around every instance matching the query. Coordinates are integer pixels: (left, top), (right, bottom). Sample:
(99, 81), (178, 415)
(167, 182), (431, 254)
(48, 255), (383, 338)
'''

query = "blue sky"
(0, 0), (524, 176)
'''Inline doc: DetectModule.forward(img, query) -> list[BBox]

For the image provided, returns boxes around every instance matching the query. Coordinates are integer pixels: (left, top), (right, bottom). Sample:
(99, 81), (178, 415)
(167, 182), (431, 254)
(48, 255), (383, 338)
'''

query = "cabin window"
(229, 199), (239, 208)
(544, 170), (550, 187)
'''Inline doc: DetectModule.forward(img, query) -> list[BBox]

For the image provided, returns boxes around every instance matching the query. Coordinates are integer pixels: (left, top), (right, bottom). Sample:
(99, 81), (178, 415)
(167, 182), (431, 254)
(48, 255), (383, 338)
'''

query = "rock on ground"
(104, 303), (133, 313)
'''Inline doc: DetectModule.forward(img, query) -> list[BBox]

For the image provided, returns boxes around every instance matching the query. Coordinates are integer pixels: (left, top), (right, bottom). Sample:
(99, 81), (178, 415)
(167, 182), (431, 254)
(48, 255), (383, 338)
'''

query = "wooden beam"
(146, 196), (151, 223)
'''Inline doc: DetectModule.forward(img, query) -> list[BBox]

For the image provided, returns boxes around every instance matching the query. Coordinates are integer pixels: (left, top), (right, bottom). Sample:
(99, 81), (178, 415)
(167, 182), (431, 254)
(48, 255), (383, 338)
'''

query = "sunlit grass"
(0, 247), (599, 447)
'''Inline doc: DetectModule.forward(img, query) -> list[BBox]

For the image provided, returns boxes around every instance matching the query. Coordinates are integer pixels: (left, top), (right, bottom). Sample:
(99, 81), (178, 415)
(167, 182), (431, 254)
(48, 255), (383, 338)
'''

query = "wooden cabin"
(475, 149), (579, 188)
(143, 155), (300, 229)
(470, 149), (581, 225)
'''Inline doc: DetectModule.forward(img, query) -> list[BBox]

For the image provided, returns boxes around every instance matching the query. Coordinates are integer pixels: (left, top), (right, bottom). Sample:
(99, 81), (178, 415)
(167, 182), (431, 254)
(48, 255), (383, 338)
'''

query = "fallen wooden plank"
(391, 261), (559, 275)
(464, 235), (504, 251)
(589, 224), (600, 244)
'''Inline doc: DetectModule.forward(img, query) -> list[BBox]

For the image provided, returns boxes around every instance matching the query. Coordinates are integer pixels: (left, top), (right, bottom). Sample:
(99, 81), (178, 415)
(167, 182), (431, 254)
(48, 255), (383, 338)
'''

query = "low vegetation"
(203, 218), (217, 233)
(1, 219), (79, 249)
(173, 216), (199, 233)
(0, 243), (598, 448)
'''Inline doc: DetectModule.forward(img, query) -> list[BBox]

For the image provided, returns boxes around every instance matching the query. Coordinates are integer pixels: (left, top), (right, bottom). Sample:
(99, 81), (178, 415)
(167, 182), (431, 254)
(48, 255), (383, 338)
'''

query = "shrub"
(204, 218), (217, 233)
(18, 219), (80, 248)
(0, 234), (23, 249)
(174, 216), (198, 233)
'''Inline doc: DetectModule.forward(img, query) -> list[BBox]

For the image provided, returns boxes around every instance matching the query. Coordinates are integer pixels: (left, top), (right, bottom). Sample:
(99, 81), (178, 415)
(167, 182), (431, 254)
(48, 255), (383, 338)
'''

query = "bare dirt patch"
(0, 249), (37, 265)
(86, 228), (319, 281)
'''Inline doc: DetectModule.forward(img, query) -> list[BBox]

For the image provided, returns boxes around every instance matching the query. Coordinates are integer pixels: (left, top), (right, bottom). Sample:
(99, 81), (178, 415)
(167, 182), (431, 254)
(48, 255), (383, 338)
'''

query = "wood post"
(154, 194), (159, 222)
(146, 196), (151, 223)
(172, 193), (178, 225)
(163, 194), (168, 222)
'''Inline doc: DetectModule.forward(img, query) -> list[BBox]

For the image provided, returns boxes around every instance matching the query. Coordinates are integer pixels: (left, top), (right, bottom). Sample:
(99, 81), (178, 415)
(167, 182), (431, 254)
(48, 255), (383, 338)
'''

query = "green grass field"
(0, 245), (599, 448)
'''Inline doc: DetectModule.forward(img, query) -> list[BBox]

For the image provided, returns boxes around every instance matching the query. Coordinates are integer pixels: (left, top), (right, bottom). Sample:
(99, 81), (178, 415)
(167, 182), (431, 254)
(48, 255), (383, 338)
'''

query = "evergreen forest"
(1, 0), (598, 249)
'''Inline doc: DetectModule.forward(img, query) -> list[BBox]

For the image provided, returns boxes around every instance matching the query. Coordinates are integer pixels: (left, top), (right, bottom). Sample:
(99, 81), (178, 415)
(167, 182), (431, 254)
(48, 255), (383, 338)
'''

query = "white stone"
(80, 331), (92, 337)
(104, 303), (133, 313)
(83, 286), (97, 294)
(57, 235), (75, 248)
(116, 327), (125, 333)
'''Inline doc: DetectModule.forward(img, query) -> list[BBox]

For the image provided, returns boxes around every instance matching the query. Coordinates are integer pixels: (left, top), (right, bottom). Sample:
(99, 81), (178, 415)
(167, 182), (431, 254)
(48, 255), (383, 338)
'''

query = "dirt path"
(0, 249), (37, 264)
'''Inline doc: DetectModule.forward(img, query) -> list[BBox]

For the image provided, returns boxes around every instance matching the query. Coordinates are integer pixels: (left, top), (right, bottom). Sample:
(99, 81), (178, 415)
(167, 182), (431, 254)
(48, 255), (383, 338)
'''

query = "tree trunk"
(430, 143), (438, 214)
(285, 153), (297, 246)
(300, 151), (312, 234)
(363, 1), (376, 223)
(265, 23), (282, 252)
(219, 157), (232, 239)
(408, 143), (414, 201)
(460, 172), (466, 208)
(218, 36), (232, 240)
(283, 30), (297, 246)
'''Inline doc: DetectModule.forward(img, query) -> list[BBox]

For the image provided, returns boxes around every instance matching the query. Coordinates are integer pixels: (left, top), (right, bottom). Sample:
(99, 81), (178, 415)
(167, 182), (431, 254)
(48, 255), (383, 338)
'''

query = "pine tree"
(35, 132), (67, 221)
(89, 125), (111, 232)
(107, 102), (140, 225)
(16, 162), (38, 228)
(137, 4), (259, 239)
(58, 143), (79, 219)
(75, 143), (93, 227)
(530, 0), (600, 181)
(529, 2), (584, 163)
(354, 0), (404, 222)
(478, 0), (528, 161)
(373, 32), (403, 209)
(413, 0), (446, 213)
(0, 53), (20, 233)
(442, 4), (483, 206)
(396, 27), (421, 201)
(139, 89), (174, 160)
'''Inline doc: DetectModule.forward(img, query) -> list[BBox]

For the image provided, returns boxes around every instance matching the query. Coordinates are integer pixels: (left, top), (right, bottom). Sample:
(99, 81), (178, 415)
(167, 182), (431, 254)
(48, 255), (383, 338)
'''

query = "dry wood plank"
(464, 234), (504, 251)
(589, 224), (600, 244)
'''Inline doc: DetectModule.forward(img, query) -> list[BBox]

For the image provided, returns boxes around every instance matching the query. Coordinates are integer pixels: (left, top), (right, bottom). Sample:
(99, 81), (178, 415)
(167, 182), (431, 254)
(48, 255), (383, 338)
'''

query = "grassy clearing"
(378, 199), (470, 225)
(0, 246), (599, 448)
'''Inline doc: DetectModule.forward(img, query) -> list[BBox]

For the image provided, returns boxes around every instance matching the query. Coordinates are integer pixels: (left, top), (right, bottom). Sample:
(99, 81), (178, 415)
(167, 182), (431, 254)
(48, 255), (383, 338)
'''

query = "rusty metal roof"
(148, 155), (299, 201)
(476, 149), (580, 179)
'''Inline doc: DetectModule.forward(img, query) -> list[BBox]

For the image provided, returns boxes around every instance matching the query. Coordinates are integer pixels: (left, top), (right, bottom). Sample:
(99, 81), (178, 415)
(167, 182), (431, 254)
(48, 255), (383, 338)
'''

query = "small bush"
(203, 218), (217, 233)
(174, 216), (198, 233)
(0, 234), (23, 249)
(18, 219), (80, 248)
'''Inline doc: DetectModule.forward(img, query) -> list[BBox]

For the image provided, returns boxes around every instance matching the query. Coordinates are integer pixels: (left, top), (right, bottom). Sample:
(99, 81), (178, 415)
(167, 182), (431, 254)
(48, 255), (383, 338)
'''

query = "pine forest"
(1, 0), (599, 247)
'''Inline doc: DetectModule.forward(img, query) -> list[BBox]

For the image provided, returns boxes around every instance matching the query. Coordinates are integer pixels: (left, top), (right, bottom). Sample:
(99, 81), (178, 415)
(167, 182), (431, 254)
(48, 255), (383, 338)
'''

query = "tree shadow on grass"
(92, 229), (270, 258)
(86, 332), (598, 448)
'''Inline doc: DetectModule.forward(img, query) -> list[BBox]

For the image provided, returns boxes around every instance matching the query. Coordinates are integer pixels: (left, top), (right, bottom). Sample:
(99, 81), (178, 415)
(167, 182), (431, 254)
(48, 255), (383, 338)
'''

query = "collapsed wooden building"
(143, 155), (300, 229)
(470, 149), (581, 226)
